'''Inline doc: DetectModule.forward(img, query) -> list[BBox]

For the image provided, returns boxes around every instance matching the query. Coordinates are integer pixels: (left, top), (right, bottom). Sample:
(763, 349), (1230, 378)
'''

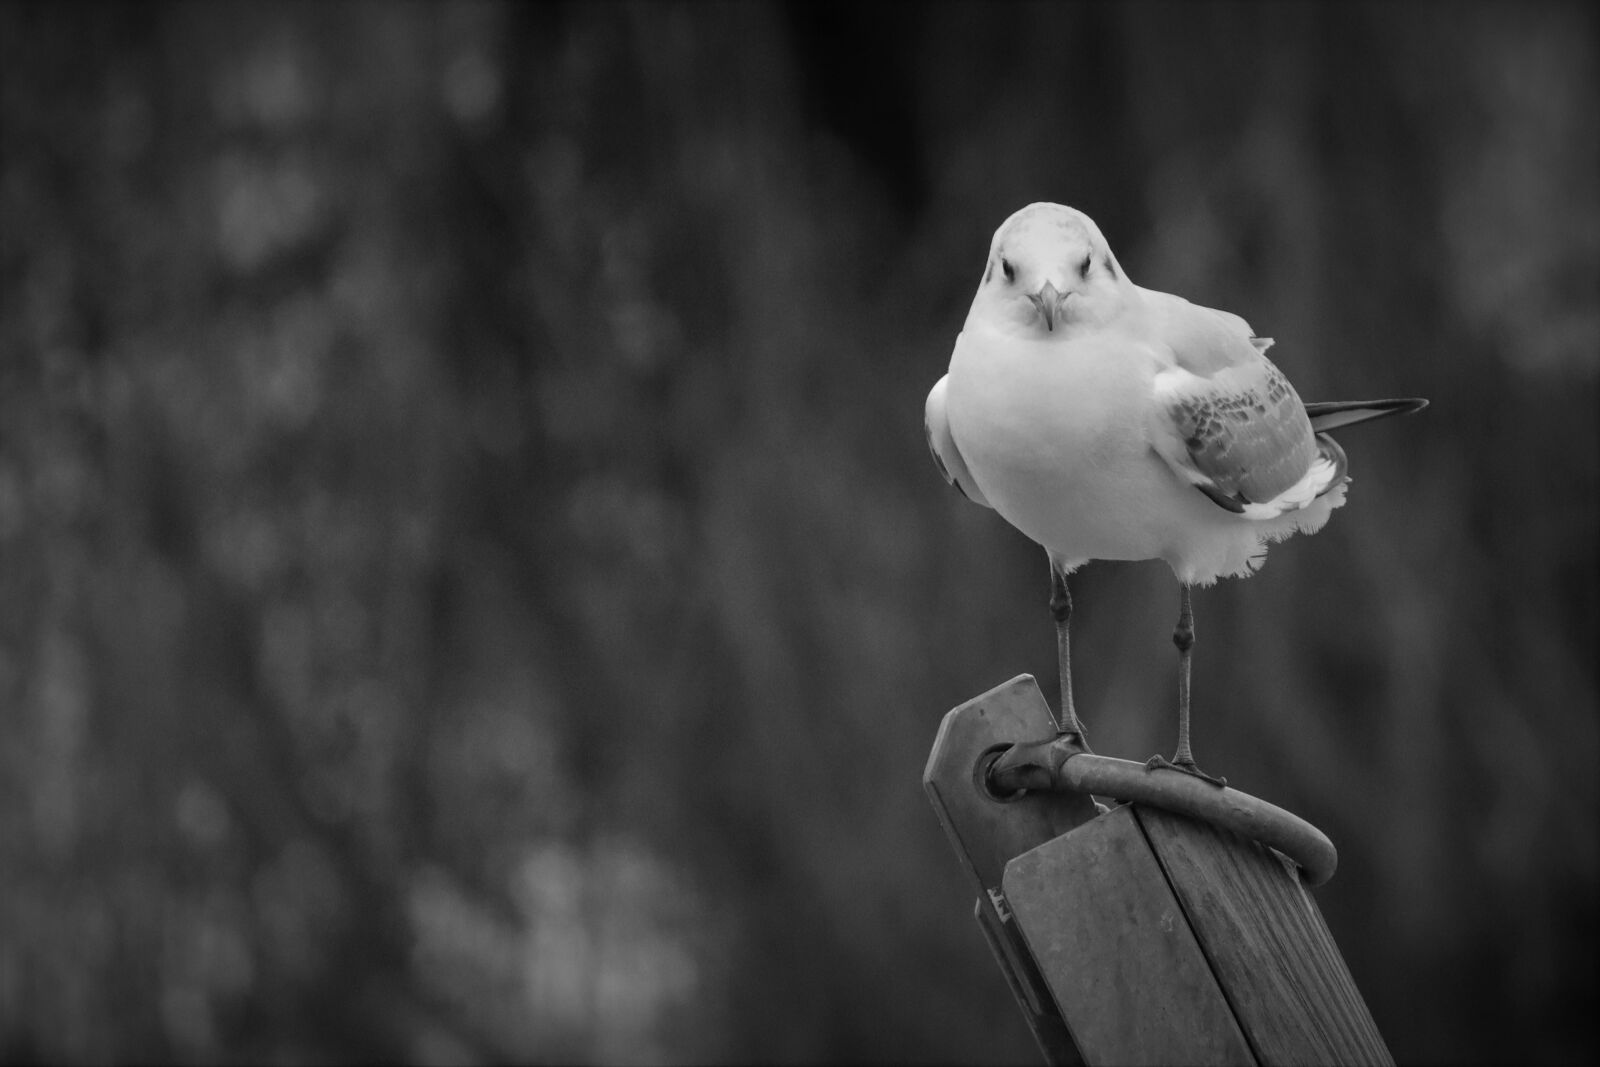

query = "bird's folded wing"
(924, 374), (992, 508)
(1139, 288), (1265, 373)
(1145, 298), (1341, 519)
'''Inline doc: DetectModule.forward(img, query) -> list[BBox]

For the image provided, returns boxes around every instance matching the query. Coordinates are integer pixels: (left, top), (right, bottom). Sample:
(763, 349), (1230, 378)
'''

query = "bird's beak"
(1028, 281), (1065, 331)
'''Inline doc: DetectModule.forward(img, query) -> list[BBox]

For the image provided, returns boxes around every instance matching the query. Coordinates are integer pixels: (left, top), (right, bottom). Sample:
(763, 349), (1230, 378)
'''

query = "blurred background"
(1, 1), (1595, 1063)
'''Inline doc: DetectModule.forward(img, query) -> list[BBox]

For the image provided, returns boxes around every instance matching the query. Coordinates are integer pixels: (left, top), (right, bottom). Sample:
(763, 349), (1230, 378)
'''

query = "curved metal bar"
(1060, 753), (1338, 886)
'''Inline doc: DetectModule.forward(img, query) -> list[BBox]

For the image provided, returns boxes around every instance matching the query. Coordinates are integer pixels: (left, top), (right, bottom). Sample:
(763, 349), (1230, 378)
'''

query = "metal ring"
(1061, 753), (1339, 886)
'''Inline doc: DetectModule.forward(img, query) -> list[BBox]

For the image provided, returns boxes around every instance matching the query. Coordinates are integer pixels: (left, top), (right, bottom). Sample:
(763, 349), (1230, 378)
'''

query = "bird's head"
(970, 203), (1131, 338)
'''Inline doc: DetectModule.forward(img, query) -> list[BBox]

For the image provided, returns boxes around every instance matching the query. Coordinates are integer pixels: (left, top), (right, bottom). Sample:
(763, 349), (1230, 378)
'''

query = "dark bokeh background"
(2, 2), (1595, 1063)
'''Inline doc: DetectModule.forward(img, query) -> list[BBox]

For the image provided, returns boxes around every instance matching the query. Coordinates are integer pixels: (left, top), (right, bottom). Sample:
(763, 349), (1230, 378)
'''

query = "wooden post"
(926, 675), (1393, 1067)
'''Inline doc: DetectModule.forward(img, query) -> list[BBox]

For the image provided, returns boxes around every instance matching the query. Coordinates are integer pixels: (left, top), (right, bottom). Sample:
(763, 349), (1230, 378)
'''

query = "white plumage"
(926, 202), (1350, 586)
(925, 202), (1425, 781)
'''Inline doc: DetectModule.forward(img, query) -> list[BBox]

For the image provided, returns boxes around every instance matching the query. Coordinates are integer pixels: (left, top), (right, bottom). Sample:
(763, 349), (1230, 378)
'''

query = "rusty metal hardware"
(985, 736), (1337, 886)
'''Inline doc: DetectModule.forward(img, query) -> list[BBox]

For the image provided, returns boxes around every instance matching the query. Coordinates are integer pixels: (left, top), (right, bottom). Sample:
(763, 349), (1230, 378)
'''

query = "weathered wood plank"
(974, 897), (1082, 1067)
(1005, 805), (1257, 1066)
(1135, 805), (1394, 1067)
(923, 675), (1099, 893)
(925, 678), (1391, 1066)
(923, 675), (1098, 1065)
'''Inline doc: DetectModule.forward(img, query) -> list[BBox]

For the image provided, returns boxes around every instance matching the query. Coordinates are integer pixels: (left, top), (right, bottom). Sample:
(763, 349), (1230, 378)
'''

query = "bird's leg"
(1049, 561), (1088, 744)
(1147, 584), (1227, 787)
(986, 560), (1091, 794)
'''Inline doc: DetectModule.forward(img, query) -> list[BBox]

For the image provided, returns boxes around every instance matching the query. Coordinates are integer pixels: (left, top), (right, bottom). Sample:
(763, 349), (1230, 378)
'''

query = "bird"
(925, 202), (1426, 786)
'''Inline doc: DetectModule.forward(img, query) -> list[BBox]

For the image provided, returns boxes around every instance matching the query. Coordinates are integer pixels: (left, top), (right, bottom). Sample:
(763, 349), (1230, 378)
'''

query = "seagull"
(925, 202), (1426, 785)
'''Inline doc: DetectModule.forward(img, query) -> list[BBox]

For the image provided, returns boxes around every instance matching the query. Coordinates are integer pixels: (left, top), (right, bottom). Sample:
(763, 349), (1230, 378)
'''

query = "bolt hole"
(975, 744), (1027, 803)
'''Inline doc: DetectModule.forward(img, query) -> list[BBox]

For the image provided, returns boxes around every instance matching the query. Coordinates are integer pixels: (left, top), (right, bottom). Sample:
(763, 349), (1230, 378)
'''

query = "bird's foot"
(1145, 754), (1228, 788)
(1055, 726), (1090, 754)
(1050, 705), (1092, 755)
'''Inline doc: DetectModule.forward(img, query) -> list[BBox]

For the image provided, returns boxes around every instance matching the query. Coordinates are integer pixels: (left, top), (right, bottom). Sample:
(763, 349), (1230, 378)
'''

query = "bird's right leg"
(1049, 558), (1088, 743)
(987, 556), (1092, 795)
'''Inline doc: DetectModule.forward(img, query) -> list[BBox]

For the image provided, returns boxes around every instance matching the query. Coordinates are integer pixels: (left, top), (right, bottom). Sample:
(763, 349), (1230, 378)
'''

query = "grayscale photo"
(1, 2), (1594, 1064)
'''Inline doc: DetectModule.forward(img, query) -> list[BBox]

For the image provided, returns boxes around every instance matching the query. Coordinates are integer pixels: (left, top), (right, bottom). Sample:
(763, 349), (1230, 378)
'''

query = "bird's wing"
(1137, 288), (1269, 373)
(925, 374), (992, 508)
(1304, 397), (1429, 431)
(1143, 293), (1343, 519)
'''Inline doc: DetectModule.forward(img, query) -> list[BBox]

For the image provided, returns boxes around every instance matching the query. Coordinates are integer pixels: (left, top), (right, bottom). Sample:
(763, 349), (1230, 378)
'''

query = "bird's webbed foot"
(1145, 754), (1228, 788)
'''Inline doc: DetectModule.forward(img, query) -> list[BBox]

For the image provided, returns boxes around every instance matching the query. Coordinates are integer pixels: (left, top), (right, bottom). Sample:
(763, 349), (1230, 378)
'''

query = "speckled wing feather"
(1145, 295), (1343, 518)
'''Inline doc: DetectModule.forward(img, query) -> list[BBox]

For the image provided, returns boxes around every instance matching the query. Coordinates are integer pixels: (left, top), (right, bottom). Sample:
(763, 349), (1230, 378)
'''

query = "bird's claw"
(1145, 754), (1228, 788)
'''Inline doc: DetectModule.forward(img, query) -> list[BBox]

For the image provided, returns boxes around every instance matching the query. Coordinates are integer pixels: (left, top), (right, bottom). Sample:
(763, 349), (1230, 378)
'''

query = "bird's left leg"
(1147, 584), (1227, 787)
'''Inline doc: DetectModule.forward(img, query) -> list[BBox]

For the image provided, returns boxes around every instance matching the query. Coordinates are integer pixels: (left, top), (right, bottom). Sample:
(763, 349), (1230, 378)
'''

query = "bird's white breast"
(945, 322), (1255, 578)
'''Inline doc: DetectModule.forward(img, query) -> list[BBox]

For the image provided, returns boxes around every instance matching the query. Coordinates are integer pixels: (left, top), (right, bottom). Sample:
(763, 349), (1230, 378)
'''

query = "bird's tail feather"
(1304, 397), (1428, 432)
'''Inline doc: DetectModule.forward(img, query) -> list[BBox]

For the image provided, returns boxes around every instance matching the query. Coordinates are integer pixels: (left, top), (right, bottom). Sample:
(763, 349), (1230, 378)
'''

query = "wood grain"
(923, 675), (1097, 1065)
(925, 677), (1390, 1066)
(1135, 804), (1394, 1066)
(1005, 805), (1257, 1066)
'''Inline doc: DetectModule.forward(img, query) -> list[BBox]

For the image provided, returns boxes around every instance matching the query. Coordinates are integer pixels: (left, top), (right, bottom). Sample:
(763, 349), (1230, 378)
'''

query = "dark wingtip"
(1196, 481), (1247, 514)
(1305, 397), (1430, 432)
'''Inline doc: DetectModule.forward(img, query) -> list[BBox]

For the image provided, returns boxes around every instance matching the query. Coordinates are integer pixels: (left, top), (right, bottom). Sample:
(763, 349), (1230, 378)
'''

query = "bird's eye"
(1079, 253), (1093, 278)
(1001, 257), (1015, 283)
